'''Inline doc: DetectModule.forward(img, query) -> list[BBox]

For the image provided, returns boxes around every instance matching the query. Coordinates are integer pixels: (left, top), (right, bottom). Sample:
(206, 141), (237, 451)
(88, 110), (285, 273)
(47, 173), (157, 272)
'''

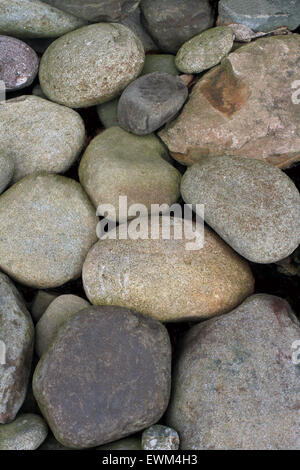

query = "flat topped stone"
(167, 294), (300, 450)
(39, 23), (145, 109)
(159, 35), (300, 169)
(33, 306), (171, 449)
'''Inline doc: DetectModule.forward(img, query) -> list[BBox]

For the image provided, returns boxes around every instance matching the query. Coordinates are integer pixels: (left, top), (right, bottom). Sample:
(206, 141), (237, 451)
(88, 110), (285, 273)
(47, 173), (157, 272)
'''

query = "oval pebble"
(118, 72), (188, 135)
(0, 36), (39, 91)
(39, 23), (145, 109)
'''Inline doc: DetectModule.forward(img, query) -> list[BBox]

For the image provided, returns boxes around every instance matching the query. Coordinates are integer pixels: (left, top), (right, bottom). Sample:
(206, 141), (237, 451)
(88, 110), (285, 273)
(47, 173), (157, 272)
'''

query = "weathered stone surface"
(140, 0), (214, 53)
(0, 96), (85, 182)
(218, 0), (300, 32)
(83, 218), (254, 322)
(167, 294), (300, 450)
(142, 425), (179, 450)
(36, 294), (90, 357)
(33, 306), (171, 449)
(142, 54), (179, 76)
(159, 36), (300, 169)
(0, 173), (98, 289)
(0, 154), (14, 195)
(43, 0), (140, 22)
(97, 99), (119, 129)
(0, 273), (34, 423)
(175, 27), (234, 74)
(97, 436), (142, 450)
(0, 0), (86, 38)
(30, 291), (58, 323)
(79, 127), (181, 220)
(118, 72), (188, 135)
(0, 36), (39, 91)
(39, 23), (145, 109)
(181, 156), (300, 264)
(122, 6), (157, 52)
(0, 414), (48, 450)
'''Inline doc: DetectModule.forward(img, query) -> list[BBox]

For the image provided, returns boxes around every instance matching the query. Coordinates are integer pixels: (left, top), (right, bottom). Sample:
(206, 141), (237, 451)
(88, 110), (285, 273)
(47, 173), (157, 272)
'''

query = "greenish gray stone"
(33, 306), (171, 449)
(79, 127), (181, 221)
(97, 436), (142, 450)
(0, 414), (48, 450)
(30, 291), (58, 323)
(181, 156), (300, 264)
(97, 99), (119, 129)
(175, 27), (234, 74)
(0, 154), (14, 195)
(0, 0), (86, 39)
(0, 273), (34, 423)
(43, 0), (140, 23)
(142, 425), (179, 450)
(0, 96), (85, 182)
(0, 173), (98, 289)
(218, 0), (300, 33)
(167, 294), (300, 450)
(36, 294), (90, 357)
(142, 55), (179, 76)
(39, 23), (145, 109)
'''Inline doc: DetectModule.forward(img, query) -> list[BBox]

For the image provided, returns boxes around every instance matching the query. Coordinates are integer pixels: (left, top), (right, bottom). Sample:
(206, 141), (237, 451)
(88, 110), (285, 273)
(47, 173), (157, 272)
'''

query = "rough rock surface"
(0, 173), (98, 288)
(175, 27), (234, 74)
(218, 0), (300, 32)
(0, 154), (14, 195)
(181, 156), (300, 264)
(0, 414), (48, 450)
(159, 36), (300, 169)
(0, 36), (39, 91)
(43, 0), (140, 22)
(167, 294), (300, 450)
(83, 218), (254, 322)
(0, 0), (86, 38)
(36, 295), (90, 357)
(140, 0), (214, 53)
(142, 425), (179, 450)
(0, 273), (34, 424)
(39, 23), (145, 109)
(118, 72), (188, 135)
(33, 306), (171, 449)
(0, 96), (85, 182)
(79, 127), (181, 220)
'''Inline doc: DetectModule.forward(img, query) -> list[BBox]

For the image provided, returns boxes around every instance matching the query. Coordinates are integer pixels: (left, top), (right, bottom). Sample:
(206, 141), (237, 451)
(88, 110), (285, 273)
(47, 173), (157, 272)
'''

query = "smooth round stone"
(218, 0), (300, 32)
(39, 23), (145, 109)
(122, 6), (157, 52)
(0, 0), (86, 38)
(79, 127), (181, 220)
(0, 273), (34, 423)
(176, 27), (234, 74)
(167, 294), (300, 450)
(0, 36), (39, 91)
(118, 72), (188, 135)
(0, 414), (48, 450)
(43, 0), (140, 22)
(36, 295), (90, 357)
(142, 425), (179, 450)
(0, 96), (85, 182)
(97, 436), (142, 450)
(33, 306), (171, 449)
(0, 173), (98, 289)
(97, 98), (119, 129)
(140, 0), (214, 53)
(142, 54), (179, 76)
(181, 156), (300, 264)
(30, 291), (58, 323)
(82, 218), (254, 322)
(0, 154), (14, 195)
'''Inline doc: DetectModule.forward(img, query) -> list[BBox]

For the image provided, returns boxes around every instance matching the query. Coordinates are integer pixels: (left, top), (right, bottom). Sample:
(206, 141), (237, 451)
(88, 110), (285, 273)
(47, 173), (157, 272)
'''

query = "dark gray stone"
(0, 36), (39, 92)
(122, 6), (157, 52)
(118, 72), (188, 135)
(218, 0), (300, 32)
(33, 306), (171, 449)
(140, 0), (214, 53)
